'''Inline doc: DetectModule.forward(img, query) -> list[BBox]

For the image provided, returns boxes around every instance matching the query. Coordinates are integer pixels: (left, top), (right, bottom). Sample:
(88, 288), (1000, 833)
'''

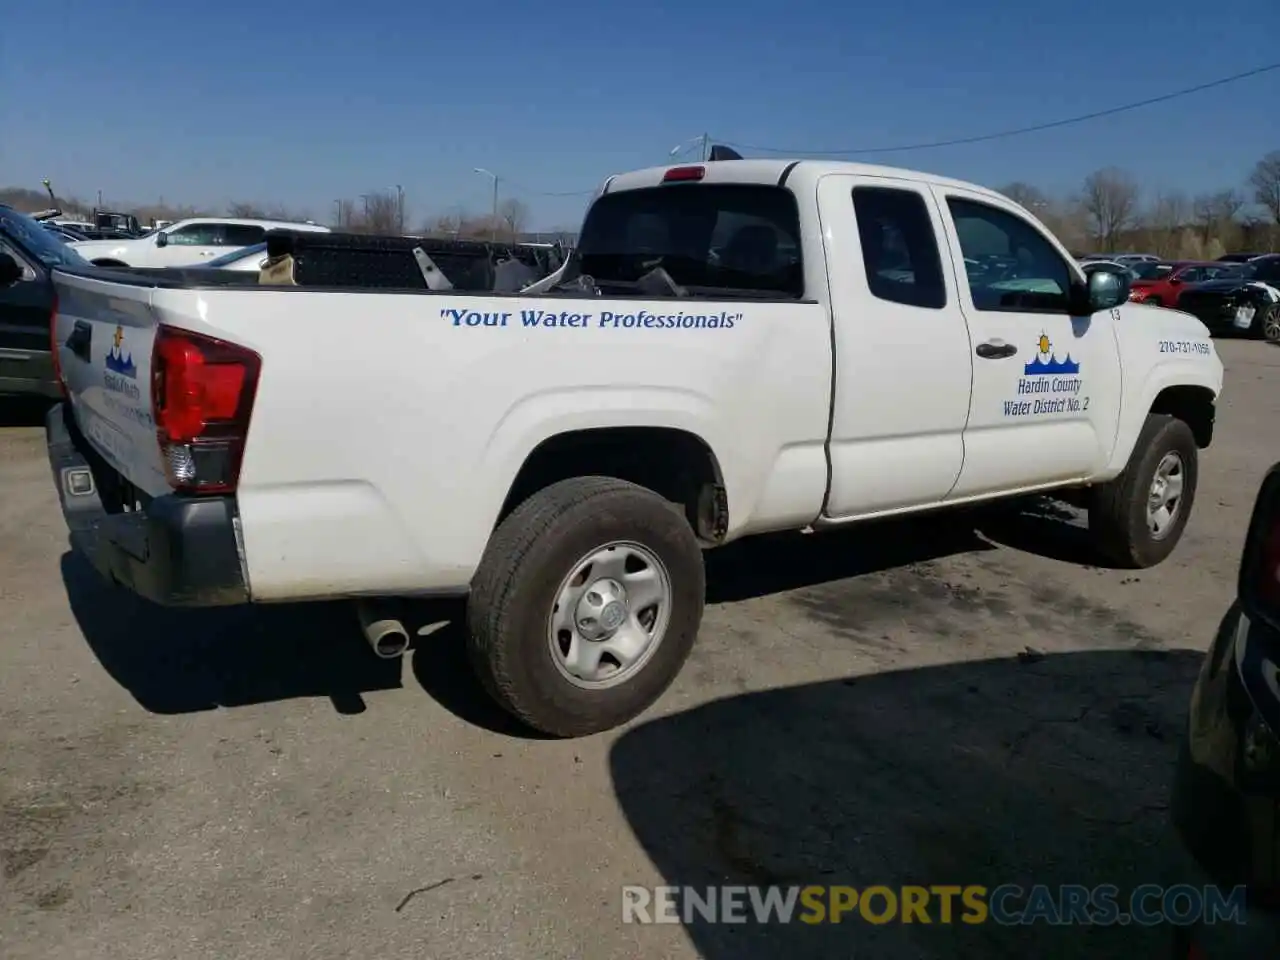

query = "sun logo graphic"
(105, 324), (137, 379)
(1024, 330), (1079, 375)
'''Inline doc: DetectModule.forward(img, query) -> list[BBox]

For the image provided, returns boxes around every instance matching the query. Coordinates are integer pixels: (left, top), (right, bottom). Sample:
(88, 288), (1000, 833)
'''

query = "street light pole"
(396, 184), (404, 233)
(474, 168), (498, 242)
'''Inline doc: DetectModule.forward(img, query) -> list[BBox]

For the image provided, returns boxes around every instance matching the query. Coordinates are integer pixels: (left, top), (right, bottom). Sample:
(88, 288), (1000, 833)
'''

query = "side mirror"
(1086, 268), (1130, 311)
(155, 232), (168, 248)
(0, 252), (24, 287)
(1238, 464), (1280, 634)
(1169, 277), (1183, 285)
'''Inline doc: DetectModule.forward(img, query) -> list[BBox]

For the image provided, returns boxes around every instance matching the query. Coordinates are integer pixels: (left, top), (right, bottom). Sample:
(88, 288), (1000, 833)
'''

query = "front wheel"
(467, 477), (706, 737)
(1088, 414), (1198, 568)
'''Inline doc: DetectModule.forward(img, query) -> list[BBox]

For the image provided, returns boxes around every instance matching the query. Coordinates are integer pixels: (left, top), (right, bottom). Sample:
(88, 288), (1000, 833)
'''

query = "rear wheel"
(1261, 303), (1280, 343)
(1089, 414), (1198, 568)
(467, 476), (705, 737)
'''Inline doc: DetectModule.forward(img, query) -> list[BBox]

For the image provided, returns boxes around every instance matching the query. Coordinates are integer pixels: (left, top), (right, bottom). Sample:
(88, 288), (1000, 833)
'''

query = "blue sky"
(3, 0), (1276, 229)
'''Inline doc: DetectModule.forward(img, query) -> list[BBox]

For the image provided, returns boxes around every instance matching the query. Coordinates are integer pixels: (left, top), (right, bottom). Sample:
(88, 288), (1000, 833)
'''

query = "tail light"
(662, 166), (705, 182)
(1238, 464), (1280, 632)
(150, 325), (261, 494)
(49, 292), (67, 397)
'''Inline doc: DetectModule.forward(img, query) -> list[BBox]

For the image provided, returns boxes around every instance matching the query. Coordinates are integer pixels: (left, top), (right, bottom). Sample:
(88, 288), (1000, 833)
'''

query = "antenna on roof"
(707, 144), (743, 162)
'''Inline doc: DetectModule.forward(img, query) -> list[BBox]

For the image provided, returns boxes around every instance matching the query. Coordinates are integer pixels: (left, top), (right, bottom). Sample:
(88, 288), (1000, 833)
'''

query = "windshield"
(0, 207), (90, 268)
(1131, 261), (1173, 280)
(205, 242), (266, 267)
(575, 184), (803, 298)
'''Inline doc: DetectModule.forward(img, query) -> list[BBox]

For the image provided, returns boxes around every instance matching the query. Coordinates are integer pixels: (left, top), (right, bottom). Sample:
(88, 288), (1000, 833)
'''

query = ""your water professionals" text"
(441, 307), (741, 330)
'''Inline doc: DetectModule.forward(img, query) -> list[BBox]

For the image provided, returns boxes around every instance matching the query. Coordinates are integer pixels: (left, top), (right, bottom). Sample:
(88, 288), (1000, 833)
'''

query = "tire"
(1146, 296), (1163, 308)
(1261, 302), (1280, 343)
(467, 476), (705, 737)
(1088, 414), (1198, 568)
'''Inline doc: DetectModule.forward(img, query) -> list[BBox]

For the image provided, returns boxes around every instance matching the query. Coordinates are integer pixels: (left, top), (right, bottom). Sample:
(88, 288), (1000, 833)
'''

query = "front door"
(932, 187), (1122, 499)
(153, 221), (227, 266)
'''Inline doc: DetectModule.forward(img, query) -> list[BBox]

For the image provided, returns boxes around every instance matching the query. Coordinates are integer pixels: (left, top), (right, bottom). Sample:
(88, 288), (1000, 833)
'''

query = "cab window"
(947, 198), (1073, 313)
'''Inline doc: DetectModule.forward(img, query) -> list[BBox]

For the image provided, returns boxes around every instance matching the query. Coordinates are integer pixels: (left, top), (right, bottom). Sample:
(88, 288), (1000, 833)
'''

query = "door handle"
(975, 341), (1017, 359)
(66, 321), (92, 361)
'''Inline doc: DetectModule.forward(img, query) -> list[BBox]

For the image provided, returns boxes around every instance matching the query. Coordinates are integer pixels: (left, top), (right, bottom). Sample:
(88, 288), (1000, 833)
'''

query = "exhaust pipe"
(357, 601), (410, 659)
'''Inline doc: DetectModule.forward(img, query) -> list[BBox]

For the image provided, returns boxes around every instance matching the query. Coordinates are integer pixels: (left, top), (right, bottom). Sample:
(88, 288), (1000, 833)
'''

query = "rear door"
(932, 187), (1122, 498)
(818, 173), (974, 517)
(53, 270), (168, 495)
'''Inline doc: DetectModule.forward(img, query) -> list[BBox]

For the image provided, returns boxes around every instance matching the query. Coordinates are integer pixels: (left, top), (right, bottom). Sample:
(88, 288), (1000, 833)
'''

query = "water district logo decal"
(105, 325), (137, 378)
(1003, 332), (1089, 418)
(1024, 332), (1079, 375)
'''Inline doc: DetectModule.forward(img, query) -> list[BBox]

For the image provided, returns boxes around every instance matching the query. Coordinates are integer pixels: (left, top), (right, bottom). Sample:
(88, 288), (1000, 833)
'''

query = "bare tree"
(1250, 151), (1280, 226)
(228, 201), (267, 218)
(353, 190), (400, 234)
(1192, 190), (1243, 245)
(423, 213), (462, 238)
(1144, 190), (1191, 258)
(1080, 168), (1140, 251)
(998, 182), (1051, 214)
(498, 198), (529, 241)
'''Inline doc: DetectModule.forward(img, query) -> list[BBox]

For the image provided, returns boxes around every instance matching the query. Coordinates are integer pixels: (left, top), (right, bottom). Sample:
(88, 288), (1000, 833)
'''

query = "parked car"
(202, 241), (270, 272)
(69, 217), (330, 268)
(0, 204), (90, 398)
(1127, 261), (1244, 307)
(1216, 253), (1269, 263)
(43, 151), (1223, 737)
(1176, 255), (1280, 339)
(1170, 461), (1280, 957)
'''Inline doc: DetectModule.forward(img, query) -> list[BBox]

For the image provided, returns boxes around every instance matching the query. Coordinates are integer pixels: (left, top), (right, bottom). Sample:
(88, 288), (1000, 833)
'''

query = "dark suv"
(0, 205), (91, 398)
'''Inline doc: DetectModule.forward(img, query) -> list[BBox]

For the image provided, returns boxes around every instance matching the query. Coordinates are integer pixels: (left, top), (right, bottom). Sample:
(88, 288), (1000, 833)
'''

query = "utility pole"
(474, 168), (499, 242)
(96, 189), (103, 208)
(334, 199), (342, 227)
(669, 133), (710, 162)
(396, 185), (404, 233)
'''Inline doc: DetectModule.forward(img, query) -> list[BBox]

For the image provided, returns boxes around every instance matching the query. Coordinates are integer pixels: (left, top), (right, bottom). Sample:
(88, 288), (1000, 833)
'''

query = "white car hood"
(1116, 301), (1213, 338)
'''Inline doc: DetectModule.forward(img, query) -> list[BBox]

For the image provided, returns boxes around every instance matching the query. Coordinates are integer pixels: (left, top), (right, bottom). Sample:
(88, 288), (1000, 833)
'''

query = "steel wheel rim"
(546, 540), (673, 690)
(1146, 450), (1185, 540)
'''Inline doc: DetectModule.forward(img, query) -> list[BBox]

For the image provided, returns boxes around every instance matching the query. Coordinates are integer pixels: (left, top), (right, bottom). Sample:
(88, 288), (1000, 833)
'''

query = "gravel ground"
(1, 338), (1277, 959)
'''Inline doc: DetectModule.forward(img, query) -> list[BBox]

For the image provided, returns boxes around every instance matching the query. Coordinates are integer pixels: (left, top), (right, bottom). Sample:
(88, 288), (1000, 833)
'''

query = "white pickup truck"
(44, 152), (1224, 737)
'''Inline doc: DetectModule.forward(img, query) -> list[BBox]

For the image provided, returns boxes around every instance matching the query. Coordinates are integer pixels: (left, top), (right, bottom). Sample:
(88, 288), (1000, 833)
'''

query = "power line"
(719, 61), (1280, 157)
(501, 179), (597, 198)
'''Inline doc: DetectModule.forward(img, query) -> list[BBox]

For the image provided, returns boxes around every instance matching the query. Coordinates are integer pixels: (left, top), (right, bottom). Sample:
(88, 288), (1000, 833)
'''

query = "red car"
(1128, 260), (1242, 307)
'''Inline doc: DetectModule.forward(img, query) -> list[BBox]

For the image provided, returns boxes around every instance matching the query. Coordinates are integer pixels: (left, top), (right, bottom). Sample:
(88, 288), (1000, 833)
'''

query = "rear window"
(576, 184), (803, 298)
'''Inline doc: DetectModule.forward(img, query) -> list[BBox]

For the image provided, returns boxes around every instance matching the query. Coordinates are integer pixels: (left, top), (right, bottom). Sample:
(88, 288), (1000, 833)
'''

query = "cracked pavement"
(2, 338), (1279, 959)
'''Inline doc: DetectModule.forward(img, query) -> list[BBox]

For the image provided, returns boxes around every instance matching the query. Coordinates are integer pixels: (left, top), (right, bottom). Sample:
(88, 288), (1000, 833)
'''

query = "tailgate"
(52, 269), (169, 496)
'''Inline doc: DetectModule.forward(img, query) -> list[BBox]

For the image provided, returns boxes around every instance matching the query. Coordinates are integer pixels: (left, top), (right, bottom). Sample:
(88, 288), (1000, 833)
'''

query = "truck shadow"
(60, 502), (1113, 728)
(609, 632), (1221, 959)
(969, 496), (1117, 569)
(0, 396), (54, 429)
(59, 550), (403, 716)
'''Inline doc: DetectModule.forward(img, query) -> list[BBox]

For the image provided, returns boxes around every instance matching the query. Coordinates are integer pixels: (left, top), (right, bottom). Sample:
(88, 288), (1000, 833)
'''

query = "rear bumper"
(46, 402), (250, 606)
